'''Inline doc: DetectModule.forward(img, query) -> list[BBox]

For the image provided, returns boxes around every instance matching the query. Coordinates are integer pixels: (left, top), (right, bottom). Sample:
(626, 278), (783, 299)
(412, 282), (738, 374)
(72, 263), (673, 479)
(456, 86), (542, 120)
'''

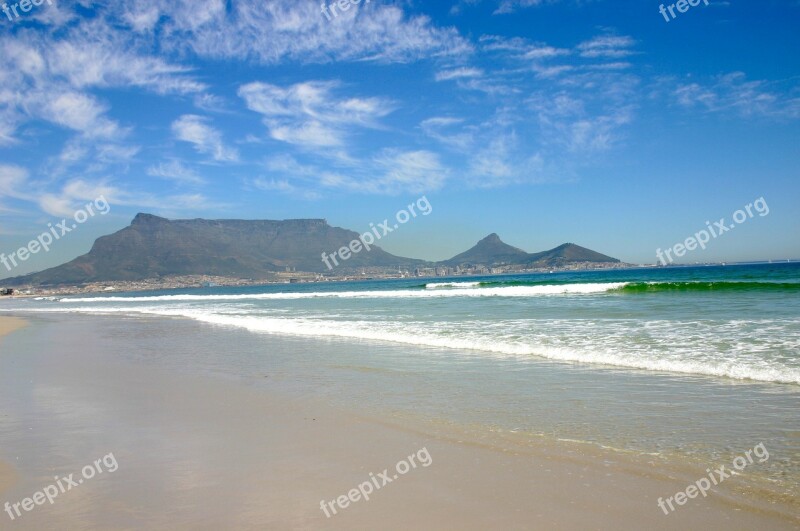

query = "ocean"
(3, 262), (799, 503)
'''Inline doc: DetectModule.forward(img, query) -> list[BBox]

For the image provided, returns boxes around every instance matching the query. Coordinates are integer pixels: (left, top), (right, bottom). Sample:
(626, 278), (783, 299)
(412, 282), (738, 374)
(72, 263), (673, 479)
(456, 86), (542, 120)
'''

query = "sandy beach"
(0, 316), (26, 339)
(0, 460), (17, 502)
(0, 317), (26, 498)
(0, 313), (794, 530)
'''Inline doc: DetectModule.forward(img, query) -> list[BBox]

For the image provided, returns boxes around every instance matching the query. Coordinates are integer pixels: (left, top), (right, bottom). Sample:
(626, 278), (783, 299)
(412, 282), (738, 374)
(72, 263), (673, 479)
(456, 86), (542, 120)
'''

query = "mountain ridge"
(2, 214), (621, 286)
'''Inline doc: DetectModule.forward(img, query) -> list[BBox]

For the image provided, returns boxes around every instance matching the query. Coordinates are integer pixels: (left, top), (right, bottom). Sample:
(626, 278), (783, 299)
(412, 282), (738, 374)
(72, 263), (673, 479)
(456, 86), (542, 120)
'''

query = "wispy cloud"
(102, 0), (471, 65)
(435, 67), (484, 81)
(147, 160), (206, 185)
(171, 115), (239, 162)
(239, 81), (395, 148)
(577, 35), (637, 59)
(671, 72), (800, 119)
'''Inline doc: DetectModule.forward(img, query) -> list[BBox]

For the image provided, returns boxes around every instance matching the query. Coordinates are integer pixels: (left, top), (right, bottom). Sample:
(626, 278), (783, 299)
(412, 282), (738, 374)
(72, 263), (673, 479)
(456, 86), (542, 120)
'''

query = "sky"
(0, 0), (798, 277)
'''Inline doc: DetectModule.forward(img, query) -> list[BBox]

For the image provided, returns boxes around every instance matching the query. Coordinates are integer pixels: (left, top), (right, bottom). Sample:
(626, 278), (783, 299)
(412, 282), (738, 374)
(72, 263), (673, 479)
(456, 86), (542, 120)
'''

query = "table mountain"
(4, 214), (423, 285)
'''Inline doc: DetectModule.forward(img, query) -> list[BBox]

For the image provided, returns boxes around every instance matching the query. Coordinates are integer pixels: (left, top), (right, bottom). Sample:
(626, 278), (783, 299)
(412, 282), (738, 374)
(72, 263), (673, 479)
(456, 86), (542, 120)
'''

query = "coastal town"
(1, 260), (634, 298)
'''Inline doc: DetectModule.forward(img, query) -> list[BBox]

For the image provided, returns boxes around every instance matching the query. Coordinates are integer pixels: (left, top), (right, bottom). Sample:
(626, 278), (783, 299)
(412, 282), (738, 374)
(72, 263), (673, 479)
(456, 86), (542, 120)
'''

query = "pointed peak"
(479, 233), (502, 243)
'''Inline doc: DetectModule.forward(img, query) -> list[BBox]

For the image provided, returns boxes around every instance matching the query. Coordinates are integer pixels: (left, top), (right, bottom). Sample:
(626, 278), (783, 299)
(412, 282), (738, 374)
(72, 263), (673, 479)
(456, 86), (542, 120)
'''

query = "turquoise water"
(3, 263), (799, 498)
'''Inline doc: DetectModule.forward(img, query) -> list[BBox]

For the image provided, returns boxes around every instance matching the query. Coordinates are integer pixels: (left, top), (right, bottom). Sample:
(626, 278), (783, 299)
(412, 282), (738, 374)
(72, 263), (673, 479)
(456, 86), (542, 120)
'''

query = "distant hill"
(2, 214), (620, 286)
(4, 214), (423, 285)
(444, 233), (530, 265)
(444, 234), (619, 268)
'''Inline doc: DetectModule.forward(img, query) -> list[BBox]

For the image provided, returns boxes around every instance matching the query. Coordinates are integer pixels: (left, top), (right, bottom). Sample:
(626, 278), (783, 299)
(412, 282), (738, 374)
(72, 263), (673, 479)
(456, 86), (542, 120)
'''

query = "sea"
(2, 262), (799, 504)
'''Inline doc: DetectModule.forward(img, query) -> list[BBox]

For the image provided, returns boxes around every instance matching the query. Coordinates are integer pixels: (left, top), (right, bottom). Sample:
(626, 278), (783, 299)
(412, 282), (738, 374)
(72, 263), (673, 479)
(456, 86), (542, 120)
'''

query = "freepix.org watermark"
(658, 0), (709, 23)
(321, 0), (369, 21)
(4, 452), (119, 521)
(2, 0), (52, 22)
(321, 195), (432, 270)
(656, 197), (769, 266)
(320, 447), (432, 518)
(1, 195), (110, 273)
(657, 443), (769, 515)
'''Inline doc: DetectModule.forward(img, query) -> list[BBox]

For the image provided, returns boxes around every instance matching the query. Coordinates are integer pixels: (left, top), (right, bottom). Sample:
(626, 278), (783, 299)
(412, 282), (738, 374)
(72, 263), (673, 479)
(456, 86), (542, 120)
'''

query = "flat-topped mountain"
(4, 214), (423, 285)
(2, 215), (620, 286)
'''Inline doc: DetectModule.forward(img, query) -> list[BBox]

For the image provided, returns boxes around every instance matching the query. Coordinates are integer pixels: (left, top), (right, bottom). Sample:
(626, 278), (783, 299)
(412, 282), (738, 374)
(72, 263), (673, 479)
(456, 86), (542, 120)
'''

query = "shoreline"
(0, 263), (638, 298)
(0, 313), (796, 529)
(3, 260), (797, 300)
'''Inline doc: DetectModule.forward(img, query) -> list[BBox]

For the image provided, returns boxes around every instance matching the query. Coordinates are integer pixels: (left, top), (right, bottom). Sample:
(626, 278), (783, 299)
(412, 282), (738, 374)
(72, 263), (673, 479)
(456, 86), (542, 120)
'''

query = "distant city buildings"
(2, 261), (633, 298)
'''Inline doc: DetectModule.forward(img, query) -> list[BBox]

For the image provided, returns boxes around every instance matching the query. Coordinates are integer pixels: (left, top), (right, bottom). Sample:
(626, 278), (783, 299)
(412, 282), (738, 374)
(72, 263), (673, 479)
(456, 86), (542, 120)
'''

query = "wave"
(428, 279), (800, 293)
(11, 303), (798, 384)
(614, 281), (800, 293)
(62, 283), (628, 303)
(425, 282), (482, 289)
(128, 310), (800, 385)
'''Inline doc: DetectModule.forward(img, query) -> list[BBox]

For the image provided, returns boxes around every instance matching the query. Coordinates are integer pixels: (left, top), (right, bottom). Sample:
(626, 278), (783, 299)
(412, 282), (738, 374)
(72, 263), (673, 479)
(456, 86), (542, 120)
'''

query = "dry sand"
(0, 316), (796, 530)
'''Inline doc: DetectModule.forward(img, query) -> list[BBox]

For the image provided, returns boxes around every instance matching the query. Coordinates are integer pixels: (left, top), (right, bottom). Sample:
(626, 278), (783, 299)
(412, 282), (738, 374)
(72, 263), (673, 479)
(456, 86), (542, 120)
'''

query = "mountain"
(4, 214), (423, 285)
(528, 242), (620, 265)
(444, 234), (619, 268)
(2, 215), (621, 287)
(443, 233), (530, 266)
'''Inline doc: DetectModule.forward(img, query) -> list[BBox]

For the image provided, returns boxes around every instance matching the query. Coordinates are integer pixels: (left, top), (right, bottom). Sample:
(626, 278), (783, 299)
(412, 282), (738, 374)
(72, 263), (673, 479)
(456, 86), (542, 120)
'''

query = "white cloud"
(672, 72), (800, 119)
(104, 0), (470, 65)
(0, 21), (205, 145)
(435, 67), (484, 81)
(40, 92), (122, 139)
(522, 45), (571, 60)
(252, 149), (448, 196)
(238, 81), (395, 148)
(147, 160), (206, 185)
(577, 35), (637, 59)
(0, 164), (29, 200)
(171, 115), (239, 162)
(371, 150), (448, 193)
(494, 0), (547, 14)
(420, 117), (474, 151)
(37, 179), (118, 217)
(251, 177), (321, 200)
(46, 34), (207, 95)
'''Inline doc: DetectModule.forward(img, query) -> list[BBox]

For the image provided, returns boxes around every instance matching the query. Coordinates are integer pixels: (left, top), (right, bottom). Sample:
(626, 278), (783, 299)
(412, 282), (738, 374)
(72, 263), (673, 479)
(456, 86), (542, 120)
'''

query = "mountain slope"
(443, 233), (530, 266)
(5, 214), (423, 285)
(445, 235), (620, 267)
(3, 217), (621, 286)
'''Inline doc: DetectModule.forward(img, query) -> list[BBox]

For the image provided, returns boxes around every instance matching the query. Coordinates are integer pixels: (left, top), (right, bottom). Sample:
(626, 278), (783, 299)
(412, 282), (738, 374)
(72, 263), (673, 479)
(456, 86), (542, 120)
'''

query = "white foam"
(425, 282), (482, 289)
(56, 307), (796, 385)
(62, 283), (628, 303)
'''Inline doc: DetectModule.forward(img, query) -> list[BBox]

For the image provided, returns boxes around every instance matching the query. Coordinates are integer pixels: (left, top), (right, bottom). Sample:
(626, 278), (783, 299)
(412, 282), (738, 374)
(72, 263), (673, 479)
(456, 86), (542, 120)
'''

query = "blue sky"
(1, 0), (798, 276)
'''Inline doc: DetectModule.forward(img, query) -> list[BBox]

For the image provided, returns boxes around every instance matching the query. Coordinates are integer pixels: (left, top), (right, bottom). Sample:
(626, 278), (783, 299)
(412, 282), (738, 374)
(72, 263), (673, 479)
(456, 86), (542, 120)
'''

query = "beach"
(0, 308), (797, 529)
(0, 316), (26, 339)
(0, 317), (26, 502)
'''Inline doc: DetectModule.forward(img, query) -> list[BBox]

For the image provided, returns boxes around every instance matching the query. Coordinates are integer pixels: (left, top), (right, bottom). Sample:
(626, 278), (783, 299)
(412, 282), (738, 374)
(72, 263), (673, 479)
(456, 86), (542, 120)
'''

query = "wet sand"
(0, 317), (26, 498)
(0, 315), (796, 530)
(0, 316), (26, 339)
(0, 460), (17, 500)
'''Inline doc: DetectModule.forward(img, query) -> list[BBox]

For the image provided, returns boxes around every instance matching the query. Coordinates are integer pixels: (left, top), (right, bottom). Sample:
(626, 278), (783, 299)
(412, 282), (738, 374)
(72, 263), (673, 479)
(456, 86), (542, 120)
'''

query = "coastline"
(0, 262), (636, 299)
(0, 313), (796, 529)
